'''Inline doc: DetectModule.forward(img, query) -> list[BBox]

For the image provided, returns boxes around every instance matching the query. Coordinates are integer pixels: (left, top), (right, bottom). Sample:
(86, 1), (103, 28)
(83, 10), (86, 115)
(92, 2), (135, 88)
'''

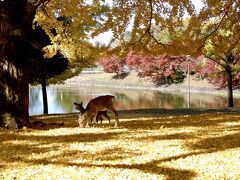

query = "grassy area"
(1, 109), (240, 179)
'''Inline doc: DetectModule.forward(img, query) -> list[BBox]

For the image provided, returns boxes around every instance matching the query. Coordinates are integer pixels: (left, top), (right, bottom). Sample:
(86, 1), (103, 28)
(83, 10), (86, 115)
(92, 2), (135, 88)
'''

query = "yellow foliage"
(33, 0), (240, 60)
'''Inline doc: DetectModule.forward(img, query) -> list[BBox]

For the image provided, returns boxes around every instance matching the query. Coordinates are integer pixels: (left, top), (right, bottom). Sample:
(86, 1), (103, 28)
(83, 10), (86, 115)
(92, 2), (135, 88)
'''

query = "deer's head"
(74, 102), (86, 114)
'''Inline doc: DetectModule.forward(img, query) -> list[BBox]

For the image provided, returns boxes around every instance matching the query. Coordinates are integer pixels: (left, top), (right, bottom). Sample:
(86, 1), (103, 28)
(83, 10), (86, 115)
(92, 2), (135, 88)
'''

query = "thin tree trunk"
(41, 80), (48, 114)
(225, 54), (234, 108)
(226, 68), (233, 107)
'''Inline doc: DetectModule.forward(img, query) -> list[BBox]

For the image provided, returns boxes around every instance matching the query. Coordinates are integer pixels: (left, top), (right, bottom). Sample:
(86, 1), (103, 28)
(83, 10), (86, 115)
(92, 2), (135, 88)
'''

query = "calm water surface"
(29, 85), (240, 115)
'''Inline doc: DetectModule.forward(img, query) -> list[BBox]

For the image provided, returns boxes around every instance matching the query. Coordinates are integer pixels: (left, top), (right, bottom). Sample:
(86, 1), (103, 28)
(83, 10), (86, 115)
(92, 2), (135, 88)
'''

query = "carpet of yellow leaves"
(1, 109), (240, 179)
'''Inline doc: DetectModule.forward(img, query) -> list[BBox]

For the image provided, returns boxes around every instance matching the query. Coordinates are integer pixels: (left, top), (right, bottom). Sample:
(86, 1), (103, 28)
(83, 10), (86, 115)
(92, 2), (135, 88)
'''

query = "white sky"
(90, 0), (204, 45)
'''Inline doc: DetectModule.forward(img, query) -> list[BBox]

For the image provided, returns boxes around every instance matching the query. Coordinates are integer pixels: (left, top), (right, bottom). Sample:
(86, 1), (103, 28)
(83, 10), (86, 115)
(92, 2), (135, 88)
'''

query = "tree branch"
(146, 0), (168, 47)
(204, 53), (226, 68)
(132, 0), (169, 48)
(26, 0), (50, 15)
(198, 13), (227, 52)
(197, 2), (233, 51)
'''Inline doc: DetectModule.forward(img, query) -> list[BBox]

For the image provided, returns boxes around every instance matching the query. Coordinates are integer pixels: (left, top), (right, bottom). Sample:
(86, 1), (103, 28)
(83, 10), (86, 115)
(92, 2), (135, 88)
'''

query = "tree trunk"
(41, 80), (48, 114)
(226, 68), (233, 107)
(225, 54), (234, 108)
(0, 60), (30, 129)
(0, 1), (48, 129)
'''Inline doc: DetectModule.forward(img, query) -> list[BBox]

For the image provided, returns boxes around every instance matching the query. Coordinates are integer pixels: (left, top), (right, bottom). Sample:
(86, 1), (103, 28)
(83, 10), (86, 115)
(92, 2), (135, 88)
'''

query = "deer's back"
(86, 95), (115, 111)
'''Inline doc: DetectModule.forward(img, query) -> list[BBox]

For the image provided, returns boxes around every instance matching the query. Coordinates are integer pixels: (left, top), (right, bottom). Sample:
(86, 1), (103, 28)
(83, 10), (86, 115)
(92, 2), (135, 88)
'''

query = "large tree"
(0, 0), (49, 129)
(180, 1), (240, 107)
(0, 0), (107, 129)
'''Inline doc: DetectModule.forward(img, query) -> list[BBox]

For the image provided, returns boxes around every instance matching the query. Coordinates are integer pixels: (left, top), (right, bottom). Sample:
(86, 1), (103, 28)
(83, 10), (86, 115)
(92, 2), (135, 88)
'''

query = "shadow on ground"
(1, 108), (240, 179)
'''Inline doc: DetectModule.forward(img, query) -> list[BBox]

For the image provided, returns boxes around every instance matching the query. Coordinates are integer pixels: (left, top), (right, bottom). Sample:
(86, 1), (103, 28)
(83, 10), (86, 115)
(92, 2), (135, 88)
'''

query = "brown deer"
(74, 102), (110, 123)
(76, 95), (119, 128)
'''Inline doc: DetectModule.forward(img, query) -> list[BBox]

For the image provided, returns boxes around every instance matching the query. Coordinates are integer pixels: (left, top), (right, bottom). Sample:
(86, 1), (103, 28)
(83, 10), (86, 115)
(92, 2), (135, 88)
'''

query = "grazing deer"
(74, 102), (110, 123)
(76, 95), (119, 128)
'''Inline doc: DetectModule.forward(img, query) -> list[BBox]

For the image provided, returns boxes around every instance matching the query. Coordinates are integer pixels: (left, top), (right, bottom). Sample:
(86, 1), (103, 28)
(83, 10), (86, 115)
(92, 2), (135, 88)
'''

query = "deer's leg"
(93, 111), (98, 124)
(107, 107), (119, 127)
(96, 114), (101, 123)
(86, 116), (92, 127)
(90, 115), (93, 123)
(99, 116), (103, 123)
(78, 114), (89, 128)
(103, 111), (111, 123)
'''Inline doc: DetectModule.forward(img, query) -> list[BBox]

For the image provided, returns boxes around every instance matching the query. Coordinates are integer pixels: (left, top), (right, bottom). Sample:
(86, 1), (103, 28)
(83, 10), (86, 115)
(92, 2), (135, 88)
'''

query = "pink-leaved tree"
(199, 56), (240, 90)
(125, 52), (190, 86)
(98, 56), (126, 75)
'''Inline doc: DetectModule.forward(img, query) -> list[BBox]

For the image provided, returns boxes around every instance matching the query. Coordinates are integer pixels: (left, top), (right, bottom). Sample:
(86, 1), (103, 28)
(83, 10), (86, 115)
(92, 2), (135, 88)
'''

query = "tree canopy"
(35, 0), (197, 57)
(36, 1), (240, 61)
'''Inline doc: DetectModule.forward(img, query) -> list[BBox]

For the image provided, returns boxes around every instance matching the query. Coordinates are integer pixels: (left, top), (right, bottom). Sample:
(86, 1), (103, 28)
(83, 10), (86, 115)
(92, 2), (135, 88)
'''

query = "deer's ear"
(74, 102), (77, 105)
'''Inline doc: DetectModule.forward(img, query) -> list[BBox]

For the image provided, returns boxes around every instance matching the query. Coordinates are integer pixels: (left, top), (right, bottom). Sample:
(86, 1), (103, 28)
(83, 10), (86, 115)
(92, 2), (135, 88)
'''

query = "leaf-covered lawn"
(1, 109), (240, 179)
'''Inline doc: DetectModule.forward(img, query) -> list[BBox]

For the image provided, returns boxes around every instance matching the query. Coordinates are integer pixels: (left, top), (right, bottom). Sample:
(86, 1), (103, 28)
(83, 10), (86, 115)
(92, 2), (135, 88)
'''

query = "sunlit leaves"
(35, 0), (240, 66)
(1, 111), (240, 179)
(35, 0), (110, 62)
(186, 0), (240, 57)
(124, 0), (192, 54)
(37, 0), (199, 56)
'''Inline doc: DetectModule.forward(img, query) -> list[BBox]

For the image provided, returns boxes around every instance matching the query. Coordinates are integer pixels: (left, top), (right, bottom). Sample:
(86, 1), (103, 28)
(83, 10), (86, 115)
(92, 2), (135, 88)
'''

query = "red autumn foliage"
(199, 57), (240, 89)
(98, 56), (126, 75)
(125, 51), (190, 85)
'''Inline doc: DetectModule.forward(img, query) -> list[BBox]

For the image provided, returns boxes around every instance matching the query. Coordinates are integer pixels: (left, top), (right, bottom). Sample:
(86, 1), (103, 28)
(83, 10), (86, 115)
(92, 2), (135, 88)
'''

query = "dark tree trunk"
(226, 67), (233, 107)
(41, 80), (48, 114)
(0, 0), (48, 129)
(0, 60), (30, 129)
(225, 54), (234, 108)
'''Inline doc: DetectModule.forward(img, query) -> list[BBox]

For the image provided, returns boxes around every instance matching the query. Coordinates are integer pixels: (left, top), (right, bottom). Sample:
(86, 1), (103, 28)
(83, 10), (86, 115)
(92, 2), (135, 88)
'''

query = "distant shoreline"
(60, 72), (240, 97)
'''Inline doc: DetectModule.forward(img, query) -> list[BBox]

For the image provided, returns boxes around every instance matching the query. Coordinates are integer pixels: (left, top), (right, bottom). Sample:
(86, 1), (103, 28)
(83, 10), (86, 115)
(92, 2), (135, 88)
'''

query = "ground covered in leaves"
(1, 108), (240, 179)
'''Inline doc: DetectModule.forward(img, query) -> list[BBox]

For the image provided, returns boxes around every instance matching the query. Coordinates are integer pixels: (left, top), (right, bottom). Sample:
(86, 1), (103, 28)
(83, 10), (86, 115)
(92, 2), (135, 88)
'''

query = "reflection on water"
(29, 85), (240, 115)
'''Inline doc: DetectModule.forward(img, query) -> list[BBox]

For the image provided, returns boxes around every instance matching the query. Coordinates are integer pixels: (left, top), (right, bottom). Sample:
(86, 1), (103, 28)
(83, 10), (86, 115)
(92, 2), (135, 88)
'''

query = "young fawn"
(74, 102), (110, 123)
(76, 95), (119, 128)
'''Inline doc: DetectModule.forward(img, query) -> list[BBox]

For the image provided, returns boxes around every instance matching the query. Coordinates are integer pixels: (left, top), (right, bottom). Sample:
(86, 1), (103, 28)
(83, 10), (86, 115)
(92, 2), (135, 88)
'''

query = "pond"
(29, 85), (240, 115)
